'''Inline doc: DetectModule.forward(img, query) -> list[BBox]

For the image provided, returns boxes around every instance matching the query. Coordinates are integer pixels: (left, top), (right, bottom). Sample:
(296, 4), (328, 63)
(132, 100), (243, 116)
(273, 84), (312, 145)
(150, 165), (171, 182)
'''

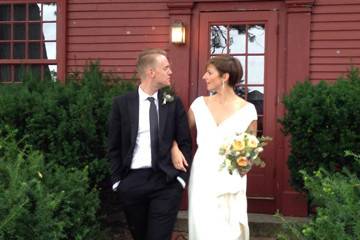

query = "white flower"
(162, 93), (174, 105)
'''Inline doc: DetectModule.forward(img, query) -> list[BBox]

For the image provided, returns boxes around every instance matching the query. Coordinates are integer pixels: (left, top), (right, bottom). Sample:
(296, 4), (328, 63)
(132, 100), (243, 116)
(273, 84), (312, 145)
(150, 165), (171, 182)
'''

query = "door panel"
(199, 11), (278, 212)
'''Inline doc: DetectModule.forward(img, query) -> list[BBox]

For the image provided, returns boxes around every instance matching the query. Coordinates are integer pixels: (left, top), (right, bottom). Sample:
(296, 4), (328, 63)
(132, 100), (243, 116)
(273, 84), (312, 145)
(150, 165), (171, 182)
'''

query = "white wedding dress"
(188, 96), (257, 240)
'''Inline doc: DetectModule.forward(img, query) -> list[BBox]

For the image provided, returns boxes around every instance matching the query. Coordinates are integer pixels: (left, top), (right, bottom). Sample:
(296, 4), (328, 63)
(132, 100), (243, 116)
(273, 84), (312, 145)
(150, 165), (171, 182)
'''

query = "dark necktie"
(147, 97), (159, 170)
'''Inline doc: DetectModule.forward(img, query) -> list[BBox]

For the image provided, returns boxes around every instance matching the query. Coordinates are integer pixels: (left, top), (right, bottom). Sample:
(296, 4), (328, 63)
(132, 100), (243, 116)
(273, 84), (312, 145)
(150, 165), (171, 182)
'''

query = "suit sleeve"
(107, 97), (123, 184)
(174, 97), (193, 183)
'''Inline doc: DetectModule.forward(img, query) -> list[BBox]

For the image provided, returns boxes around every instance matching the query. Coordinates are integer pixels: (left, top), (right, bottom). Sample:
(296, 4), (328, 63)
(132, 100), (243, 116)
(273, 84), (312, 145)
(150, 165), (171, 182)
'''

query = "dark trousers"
(117, 169), (183, 240)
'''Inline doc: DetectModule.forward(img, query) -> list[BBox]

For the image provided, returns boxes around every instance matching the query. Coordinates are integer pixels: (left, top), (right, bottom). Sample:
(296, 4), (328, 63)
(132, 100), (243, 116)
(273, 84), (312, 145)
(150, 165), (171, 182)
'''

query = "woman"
(172, 55), (257, 240)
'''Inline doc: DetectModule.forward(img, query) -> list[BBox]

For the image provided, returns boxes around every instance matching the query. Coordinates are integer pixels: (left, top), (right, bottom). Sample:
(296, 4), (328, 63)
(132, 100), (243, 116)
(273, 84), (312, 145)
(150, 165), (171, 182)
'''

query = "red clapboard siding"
(310, 0), (360, 82)
(66, 1), (170, 79)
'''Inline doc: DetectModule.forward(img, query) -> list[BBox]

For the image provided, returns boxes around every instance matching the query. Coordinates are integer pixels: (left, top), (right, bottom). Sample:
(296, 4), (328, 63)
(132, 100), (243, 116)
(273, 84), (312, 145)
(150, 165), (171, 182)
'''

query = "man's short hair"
(136, 48), (167, 79)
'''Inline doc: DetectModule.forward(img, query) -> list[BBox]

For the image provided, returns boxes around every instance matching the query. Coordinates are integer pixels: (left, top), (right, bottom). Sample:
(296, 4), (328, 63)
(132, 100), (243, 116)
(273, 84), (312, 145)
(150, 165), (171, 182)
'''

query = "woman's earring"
(222, 80), (225, 90)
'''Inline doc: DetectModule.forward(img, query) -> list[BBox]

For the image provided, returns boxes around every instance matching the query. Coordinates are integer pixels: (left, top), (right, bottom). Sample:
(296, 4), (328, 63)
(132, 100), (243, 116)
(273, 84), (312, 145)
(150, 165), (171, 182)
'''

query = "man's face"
(152, 55), (172, 88)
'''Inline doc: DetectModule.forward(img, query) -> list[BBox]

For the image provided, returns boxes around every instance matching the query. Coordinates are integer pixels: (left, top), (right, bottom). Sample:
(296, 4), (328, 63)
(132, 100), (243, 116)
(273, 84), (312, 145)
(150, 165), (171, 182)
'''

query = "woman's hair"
(206, 55), (243, 87)
(136, 48), (167, 79)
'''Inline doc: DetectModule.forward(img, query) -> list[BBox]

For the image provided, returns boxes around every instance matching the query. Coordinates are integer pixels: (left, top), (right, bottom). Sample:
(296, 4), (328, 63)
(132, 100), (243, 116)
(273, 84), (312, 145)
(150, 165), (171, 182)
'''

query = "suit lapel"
(158, 91), (167, 138)
(128, 91), (139, 145)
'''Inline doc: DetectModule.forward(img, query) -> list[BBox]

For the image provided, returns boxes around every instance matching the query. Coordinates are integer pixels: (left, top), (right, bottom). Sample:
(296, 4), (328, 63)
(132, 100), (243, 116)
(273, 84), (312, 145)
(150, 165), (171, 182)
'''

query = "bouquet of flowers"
(219, 132), (272, 176)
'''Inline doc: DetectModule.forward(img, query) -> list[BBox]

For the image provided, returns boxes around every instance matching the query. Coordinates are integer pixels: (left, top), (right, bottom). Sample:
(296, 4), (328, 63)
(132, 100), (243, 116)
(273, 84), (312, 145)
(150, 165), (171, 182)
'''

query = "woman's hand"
(171, 141), (188, 172)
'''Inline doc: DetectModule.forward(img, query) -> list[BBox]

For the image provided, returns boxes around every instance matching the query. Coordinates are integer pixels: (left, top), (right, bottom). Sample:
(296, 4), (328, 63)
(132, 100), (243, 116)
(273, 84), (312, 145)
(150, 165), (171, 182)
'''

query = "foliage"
(0, 62), (136, 185)
(0, 128), (102, 240)
(277, 153), (360, 240)
(279, 67), (360, 190)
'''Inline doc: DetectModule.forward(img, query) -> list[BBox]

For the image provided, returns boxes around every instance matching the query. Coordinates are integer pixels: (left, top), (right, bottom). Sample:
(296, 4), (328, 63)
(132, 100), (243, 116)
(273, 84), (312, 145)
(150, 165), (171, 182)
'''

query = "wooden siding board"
(69, 65), (137, 73)
(68, 43), (169, 52)
(67, 11), (169, 20)
(68, 59), (137, 66)
(311, 57), (360, 65)
(68, 3), (169, 12)
(68, 0), (169, 3)
(311, 31), (360, 40)
(311, 49), (360, 57)
(310, 72), (348, 80)
(67, 52), (140, 60)
(68, 35), (168, 44)
(312, 5), (360, 14)
(311, 40), (360, 49)
(68, 18), (169, 27)
(67, 26), (168, 36)
(311, 21), (360, 31)
(316, 0), (360, 5)
(310, 64), (355, 72)
(312, 13), (360, 22)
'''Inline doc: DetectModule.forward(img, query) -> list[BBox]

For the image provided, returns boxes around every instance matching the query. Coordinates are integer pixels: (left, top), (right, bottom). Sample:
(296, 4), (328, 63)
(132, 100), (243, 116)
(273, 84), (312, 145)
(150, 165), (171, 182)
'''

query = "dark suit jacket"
(107, 88), (192, 185)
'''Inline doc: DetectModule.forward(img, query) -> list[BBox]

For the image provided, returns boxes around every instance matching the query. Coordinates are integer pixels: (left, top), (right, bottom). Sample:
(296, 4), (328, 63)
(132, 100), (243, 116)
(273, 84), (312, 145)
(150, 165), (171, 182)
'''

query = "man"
(107, 48), (192, 240)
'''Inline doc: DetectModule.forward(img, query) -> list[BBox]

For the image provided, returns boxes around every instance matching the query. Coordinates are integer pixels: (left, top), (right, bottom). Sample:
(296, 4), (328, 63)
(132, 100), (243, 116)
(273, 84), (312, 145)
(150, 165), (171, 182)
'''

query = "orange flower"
(236, 156), (248, 167)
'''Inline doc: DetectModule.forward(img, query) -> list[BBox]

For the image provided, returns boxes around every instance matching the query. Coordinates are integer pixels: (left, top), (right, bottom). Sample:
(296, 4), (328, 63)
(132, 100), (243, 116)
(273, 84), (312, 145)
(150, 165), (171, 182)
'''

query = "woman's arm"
(246, 120), (258, 136)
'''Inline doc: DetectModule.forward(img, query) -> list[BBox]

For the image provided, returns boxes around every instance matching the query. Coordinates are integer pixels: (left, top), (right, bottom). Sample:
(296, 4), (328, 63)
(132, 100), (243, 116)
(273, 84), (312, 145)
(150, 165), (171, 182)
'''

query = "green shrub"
(0, 62), (136, 185)
(280, 67), (360, 190)
(277, 153), (360, 240)
(0, 129), (102, 239)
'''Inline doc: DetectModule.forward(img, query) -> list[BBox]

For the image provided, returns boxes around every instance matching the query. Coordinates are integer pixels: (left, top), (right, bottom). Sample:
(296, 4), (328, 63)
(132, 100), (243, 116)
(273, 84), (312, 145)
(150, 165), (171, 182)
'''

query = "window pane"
(44, 64), (57, 81)
(29, 42), (41, 59)
(248, 86), (264, 115)
(44, 42), (56, 59)
(29, 64), (41, 79)
(0, 43), (10, 59)
(248, 24), (265, 54)
(43, 3), (57, 21)
(210, 25), (227, 54)
(29, 4), (41, 21)
(0, 24), (11, 40)
(234, 56), (246, 81)
(248, 56), (264, 85)
(14, 23), (25, 40)
(234, 83), (246, 98)
(15, 65), (27, 82)
(13, 42), (25, 59)
(29, 23), (41, 40)
(229, 25), (246, 54)
(0, 4), (11, 21)
(14, 4), (26, 21)
(43, 22), (56, 41)
(0, 65), (11, 82)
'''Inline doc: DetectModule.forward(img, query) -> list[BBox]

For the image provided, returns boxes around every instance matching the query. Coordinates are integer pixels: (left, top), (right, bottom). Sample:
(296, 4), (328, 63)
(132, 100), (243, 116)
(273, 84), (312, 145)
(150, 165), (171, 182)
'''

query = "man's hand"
(171, 141), (188, 172)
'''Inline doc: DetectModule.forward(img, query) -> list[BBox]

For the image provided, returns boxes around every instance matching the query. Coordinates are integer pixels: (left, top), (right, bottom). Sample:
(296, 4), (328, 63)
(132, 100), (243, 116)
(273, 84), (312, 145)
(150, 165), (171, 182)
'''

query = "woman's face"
(202, 64), (223, 92)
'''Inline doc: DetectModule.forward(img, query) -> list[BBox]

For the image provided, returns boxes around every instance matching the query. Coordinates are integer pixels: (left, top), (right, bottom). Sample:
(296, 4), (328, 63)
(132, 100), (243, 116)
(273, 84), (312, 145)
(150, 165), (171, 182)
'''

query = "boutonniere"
(162, 86), (175, 105)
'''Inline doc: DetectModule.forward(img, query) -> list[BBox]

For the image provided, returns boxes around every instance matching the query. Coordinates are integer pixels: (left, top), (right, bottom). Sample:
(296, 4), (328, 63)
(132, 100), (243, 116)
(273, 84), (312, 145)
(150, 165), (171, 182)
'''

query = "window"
(0, 2), (59, 82)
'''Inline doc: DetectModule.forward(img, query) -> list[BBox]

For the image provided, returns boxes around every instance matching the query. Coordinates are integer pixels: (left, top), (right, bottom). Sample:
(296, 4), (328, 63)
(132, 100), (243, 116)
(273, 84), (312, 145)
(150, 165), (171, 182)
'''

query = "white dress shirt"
(131, 87), (158, 169)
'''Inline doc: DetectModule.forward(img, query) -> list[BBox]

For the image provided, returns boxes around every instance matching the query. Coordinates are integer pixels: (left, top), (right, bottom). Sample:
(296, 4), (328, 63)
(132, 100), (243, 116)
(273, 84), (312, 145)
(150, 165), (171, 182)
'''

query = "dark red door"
(198, 11), (278, 213)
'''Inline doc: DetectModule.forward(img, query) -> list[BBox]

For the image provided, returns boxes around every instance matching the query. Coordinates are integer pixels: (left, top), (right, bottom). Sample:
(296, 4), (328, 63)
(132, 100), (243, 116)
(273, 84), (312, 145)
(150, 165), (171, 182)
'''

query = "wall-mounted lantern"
(171, 21), (186, 44)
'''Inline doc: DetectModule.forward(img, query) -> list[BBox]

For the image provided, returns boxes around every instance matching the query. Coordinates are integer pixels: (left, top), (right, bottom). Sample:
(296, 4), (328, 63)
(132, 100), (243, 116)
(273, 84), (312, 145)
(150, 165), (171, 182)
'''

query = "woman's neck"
(213, 86), (237, 104)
